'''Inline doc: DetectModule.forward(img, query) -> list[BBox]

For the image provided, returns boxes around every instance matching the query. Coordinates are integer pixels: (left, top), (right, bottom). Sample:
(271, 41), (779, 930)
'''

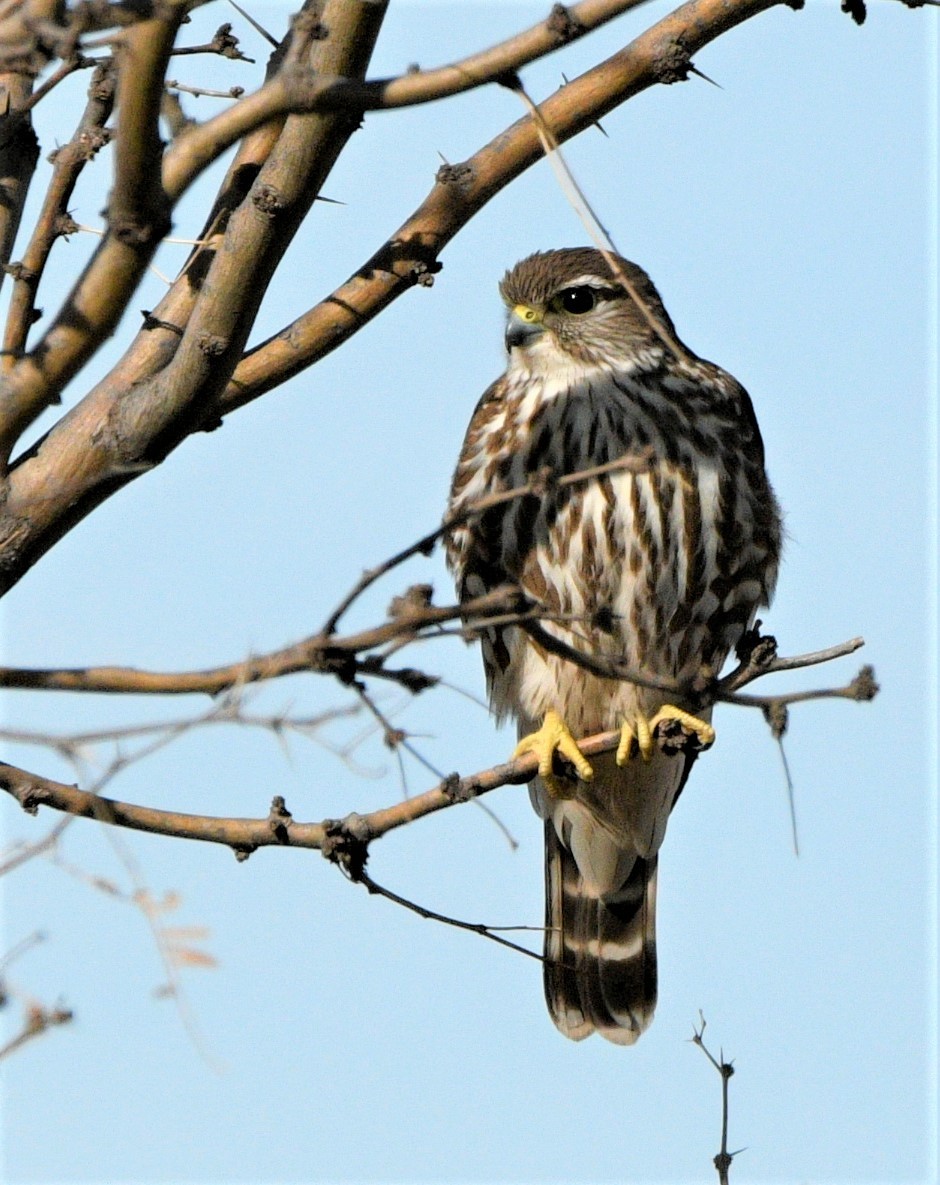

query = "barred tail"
(543, 820), (658, 1045)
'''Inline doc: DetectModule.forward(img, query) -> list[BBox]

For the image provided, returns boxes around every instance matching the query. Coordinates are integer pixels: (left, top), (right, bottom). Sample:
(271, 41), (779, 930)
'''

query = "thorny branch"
(692, 1014), (740, 1185)
(1, 0), (911, 598)
(0, 625), (876, 858)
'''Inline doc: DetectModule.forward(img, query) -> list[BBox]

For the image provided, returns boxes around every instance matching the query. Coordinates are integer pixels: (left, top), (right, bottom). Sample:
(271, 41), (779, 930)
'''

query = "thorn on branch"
(141, 309), (184, 335)
(692, 1014), (738, 1185)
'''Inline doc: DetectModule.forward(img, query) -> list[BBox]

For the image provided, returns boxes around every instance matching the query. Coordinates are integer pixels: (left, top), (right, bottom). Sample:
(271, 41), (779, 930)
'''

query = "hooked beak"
(505, 303), (545, 351)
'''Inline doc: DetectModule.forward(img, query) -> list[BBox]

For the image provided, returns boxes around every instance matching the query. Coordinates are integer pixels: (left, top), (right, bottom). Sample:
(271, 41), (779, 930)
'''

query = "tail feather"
(543, 820), (658, 1044)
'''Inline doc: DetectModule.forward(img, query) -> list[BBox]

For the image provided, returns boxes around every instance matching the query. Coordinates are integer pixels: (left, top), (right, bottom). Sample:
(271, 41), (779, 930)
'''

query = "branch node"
(652, 41), (694, 85)
(546, 3), (585, 44)
(849, 664), (879, 701)
(12, 780), (54, 816)
(435, 161), (473, 189)
(196, 332), (228, 356)
(267, 794), (293, 843)
(442, 772), (472, 803)
(321, 813), (371, 880)
(232, 844), (256, 862)
(252, 183), (285, 217)
(388, 583), (434, 619)
(411, 259), (442, 287)
(54, 213), (80, 238)
(4, 255), (33, 281)
(736, 625), (777, 669)
(762, 700), (788, 740)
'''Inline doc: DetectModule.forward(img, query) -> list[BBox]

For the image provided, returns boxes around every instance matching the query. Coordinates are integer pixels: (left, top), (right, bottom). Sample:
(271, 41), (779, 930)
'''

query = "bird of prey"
(446, 248), (782, 1044)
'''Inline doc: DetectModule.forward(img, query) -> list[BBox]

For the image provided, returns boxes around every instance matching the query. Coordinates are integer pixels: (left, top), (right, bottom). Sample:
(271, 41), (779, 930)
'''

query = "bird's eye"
(554, 286), (597, 315)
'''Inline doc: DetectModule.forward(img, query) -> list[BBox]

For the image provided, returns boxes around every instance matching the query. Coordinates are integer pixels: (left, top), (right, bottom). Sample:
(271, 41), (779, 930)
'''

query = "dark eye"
(556, 286), (597, 314)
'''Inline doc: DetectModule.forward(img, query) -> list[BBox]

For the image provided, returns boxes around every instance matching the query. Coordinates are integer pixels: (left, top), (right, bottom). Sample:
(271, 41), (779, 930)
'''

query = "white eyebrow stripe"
(558, 274), (612, 288)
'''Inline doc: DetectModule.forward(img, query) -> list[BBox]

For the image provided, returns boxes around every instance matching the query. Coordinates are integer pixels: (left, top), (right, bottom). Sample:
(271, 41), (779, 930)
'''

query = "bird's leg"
(514, 709), (594, 796)
(617, 705), (716, 765)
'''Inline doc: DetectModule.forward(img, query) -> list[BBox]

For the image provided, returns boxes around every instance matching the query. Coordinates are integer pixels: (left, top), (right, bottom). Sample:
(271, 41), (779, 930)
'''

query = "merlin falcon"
(446, 248), (782, 1044)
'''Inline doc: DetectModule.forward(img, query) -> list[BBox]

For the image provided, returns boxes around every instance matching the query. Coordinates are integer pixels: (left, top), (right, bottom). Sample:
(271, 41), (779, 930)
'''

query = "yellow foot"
(514, 709), (594, 795)
(617, 704), (716, 765)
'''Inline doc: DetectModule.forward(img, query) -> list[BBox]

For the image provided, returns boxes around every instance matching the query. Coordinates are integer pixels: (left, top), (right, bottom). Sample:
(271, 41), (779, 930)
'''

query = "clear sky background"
(1, 2), (936, 1182)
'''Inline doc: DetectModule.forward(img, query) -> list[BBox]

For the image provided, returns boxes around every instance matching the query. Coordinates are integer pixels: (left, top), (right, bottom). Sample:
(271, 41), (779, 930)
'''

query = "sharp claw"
(649, 704), (716, 751)
(514, 709), (593, 791)
(616, 721), (635, 766)
(636, 713), (654, 762)
(617, 705), (716, 763)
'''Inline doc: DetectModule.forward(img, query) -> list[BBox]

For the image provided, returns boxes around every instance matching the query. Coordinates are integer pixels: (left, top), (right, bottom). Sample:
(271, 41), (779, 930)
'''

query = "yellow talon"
(617, 704), (716, 766)
(514, 709), (594, 794)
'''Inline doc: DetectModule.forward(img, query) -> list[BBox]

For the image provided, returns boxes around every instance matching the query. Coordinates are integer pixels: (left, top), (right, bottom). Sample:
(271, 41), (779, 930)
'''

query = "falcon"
(446, 248), (782, 1044)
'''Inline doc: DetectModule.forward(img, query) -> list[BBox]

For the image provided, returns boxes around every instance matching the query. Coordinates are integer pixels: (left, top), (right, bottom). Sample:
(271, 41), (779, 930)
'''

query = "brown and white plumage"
(446, 248), (781, 1043)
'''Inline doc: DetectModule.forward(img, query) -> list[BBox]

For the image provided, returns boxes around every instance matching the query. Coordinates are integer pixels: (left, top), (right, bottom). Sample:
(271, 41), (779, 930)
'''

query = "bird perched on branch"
(446, 247), (781, 1043)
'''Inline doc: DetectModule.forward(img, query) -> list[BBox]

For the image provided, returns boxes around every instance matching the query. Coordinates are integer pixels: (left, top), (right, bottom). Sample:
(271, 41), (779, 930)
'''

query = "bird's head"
(499, 247), (677, 380)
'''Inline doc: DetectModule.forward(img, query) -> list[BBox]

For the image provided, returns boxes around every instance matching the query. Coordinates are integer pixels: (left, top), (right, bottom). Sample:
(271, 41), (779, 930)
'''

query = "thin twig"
(352, 868), (543, 962)
(322, 452), (651, 635)
(692, 1014), (740, 1185)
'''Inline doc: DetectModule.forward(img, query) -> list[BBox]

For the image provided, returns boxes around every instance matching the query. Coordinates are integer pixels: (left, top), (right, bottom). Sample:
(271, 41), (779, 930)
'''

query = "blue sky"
(1, 2), (936, 1182)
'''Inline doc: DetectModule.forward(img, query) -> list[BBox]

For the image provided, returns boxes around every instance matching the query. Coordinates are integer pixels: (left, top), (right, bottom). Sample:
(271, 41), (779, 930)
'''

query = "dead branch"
(352, 868), (543, 962)
(692, 1015), (739, 1185)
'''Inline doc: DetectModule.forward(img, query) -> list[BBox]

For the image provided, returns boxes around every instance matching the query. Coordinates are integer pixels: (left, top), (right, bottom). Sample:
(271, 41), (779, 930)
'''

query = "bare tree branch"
(220, 0), (782, 415)
(692, 1015), (739, 1185)
(0, 632), (876, 858)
